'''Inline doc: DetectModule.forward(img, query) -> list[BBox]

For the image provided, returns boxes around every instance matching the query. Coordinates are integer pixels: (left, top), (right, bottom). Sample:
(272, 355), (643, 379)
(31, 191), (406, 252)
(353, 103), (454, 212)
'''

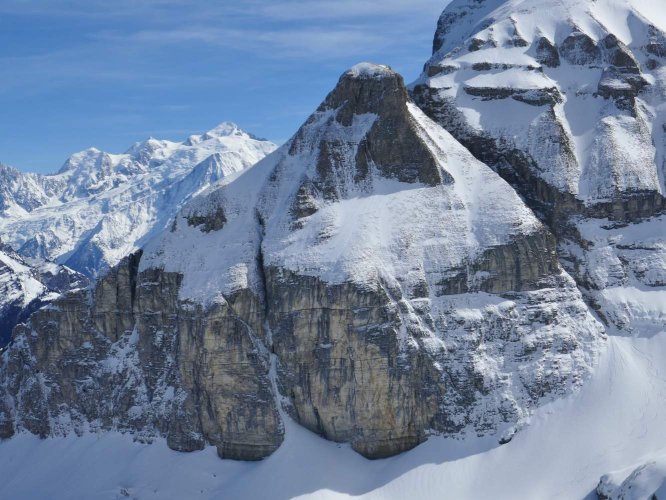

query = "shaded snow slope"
(0, 123), (275, 277)
(0, 331), (664, 500)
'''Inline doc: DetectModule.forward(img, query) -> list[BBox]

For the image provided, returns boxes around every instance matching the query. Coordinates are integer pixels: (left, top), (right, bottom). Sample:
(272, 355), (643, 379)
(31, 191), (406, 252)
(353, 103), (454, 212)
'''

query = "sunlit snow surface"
(0, 331), (664, 500)
(142, 102), (541, 305)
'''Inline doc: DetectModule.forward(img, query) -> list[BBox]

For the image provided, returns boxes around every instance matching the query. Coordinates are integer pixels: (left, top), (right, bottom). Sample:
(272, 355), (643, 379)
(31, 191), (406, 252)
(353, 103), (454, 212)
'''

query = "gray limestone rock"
(0, 60), (604, 464)
(0, 253), (283, 461)
(559, 31), (601, 66)
(315, 67), (448, 188)
(534, 37), (561, 68)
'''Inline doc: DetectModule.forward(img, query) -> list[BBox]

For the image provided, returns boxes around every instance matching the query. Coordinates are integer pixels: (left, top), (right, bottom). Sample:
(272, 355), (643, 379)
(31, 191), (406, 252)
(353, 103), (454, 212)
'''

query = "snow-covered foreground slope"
(0, 330), (664, 500)
(0, 123), (275, 277)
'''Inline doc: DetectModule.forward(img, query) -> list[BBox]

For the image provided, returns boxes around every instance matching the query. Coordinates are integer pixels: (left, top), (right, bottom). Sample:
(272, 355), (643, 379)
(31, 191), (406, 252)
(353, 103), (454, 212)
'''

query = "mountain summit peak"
(319, 62), (406, 119)
(202, 122), (245, 139)
(345, 62), (395, 79)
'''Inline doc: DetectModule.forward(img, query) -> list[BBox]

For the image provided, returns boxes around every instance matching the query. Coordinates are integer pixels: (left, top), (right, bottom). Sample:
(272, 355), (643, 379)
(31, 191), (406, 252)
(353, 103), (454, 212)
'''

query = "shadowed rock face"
(559, 31), (601, 66)
(0, 62), (603, 461)
(437, 229), (560, 295)
(300, 66), (448, 192)
(535, 37), (561, 68)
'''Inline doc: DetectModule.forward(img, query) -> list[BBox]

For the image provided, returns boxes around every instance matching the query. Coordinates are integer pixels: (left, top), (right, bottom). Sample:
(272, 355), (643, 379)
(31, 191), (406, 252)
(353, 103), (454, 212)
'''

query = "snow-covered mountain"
(415, 0), (666, 212)
(0, 123), (276, 277)
(408, 0), (666, 495)
(412, 0), (666, 340)
(0, 62), (603, 463)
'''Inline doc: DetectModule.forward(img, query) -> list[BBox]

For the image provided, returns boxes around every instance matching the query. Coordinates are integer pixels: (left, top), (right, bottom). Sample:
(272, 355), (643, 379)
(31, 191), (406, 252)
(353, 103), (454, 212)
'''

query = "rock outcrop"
(0, 253), (283, 460)
(597, 458), (666, 500)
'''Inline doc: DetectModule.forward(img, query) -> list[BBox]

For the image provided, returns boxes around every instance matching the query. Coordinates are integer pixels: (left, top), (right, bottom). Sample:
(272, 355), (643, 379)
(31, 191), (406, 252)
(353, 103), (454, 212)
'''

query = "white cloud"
(0, 0), (444, 20)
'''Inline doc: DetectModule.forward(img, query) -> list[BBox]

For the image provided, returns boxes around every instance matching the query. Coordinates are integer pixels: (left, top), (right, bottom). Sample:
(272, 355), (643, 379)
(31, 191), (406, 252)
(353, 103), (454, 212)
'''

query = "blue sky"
(0, 0), (447, 173)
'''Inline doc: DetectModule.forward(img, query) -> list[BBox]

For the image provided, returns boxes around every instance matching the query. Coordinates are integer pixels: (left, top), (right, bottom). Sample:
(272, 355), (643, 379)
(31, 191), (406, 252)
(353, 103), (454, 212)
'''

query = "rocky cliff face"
(0, 63), (603, 460)
(0, 253), (283, 459)
(412, 0), (666, 337)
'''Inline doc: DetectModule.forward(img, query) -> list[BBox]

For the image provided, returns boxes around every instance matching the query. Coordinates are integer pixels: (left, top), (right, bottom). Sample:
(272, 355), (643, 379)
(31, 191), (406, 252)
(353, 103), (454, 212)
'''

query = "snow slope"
(0, 123), (275, 277)
(565, 214), (666, 337)
(143, 95), (542, 305)
(0, 330), (664, 499)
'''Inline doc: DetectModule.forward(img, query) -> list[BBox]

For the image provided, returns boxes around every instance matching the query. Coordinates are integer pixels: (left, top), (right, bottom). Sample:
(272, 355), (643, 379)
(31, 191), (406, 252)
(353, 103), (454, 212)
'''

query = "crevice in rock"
(254, 209), (271, 323)
(127, 249), (143, 316)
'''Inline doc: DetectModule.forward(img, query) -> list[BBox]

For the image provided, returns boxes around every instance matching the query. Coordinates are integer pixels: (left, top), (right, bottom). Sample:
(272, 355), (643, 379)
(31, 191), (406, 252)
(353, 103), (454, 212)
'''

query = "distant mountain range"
(0, 123), (275, 277)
